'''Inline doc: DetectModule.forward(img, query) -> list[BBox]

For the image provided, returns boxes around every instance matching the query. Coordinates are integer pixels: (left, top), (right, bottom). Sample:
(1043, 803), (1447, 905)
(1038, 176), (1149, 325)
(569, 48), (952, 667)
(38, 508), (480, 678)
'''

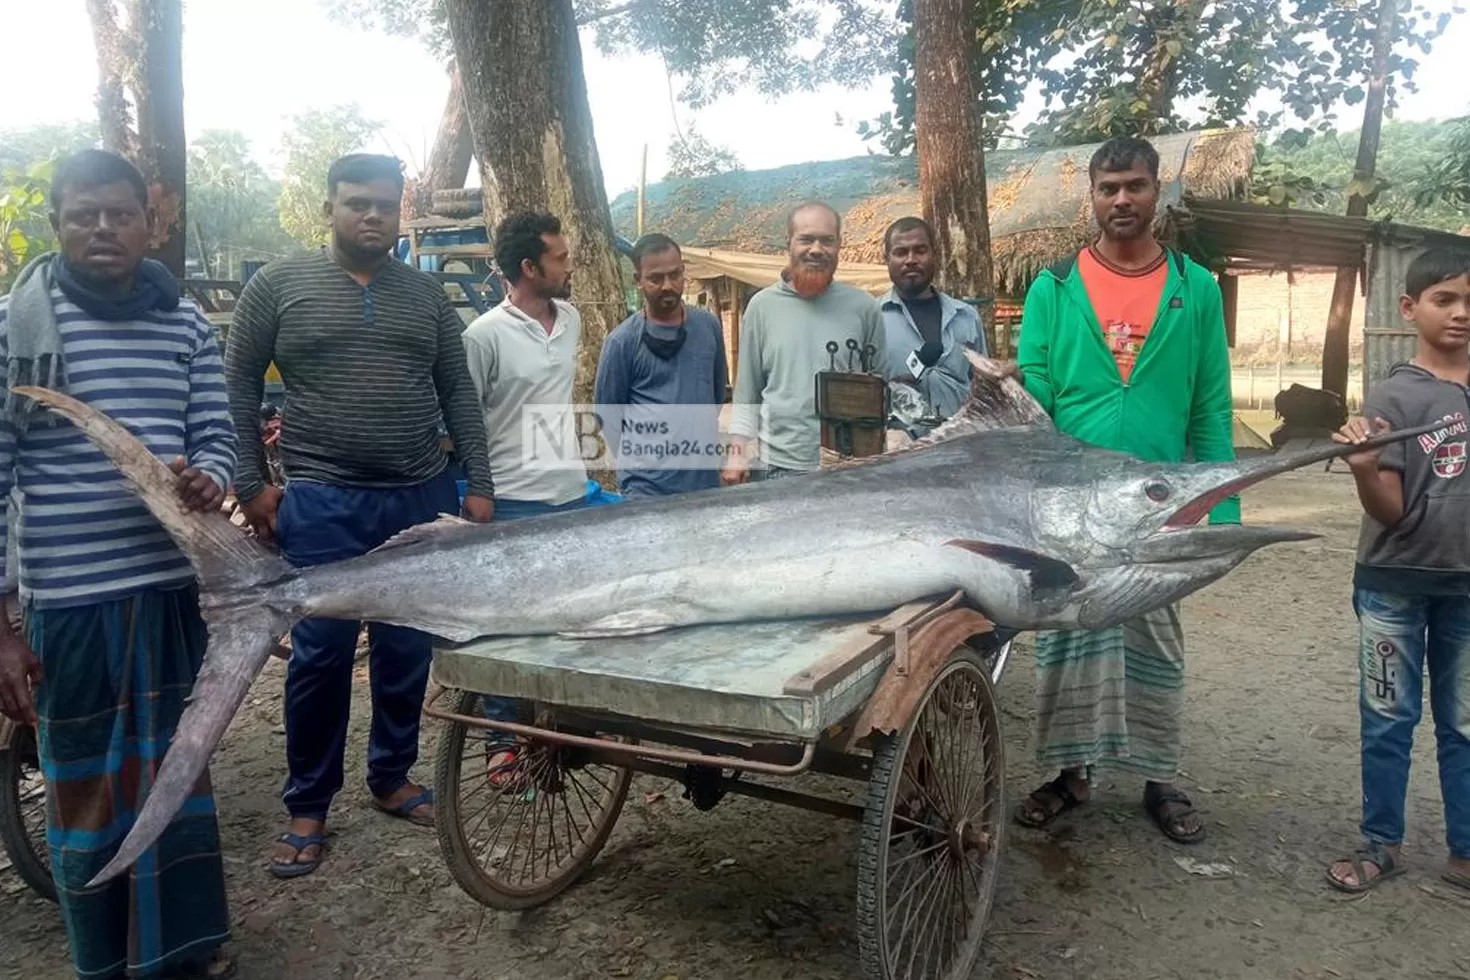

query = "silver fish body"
(10, 354), (1438, 884)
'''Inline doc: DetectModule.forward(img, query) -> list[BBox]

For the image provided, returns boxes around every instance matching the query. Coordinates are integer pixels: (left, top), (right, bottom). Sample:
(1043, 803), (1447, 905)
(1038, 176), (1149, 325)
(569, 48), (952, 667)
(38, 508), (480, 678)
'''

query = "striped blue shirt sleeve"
(0, 304), (15, 581)
(184, 311), (239, 493)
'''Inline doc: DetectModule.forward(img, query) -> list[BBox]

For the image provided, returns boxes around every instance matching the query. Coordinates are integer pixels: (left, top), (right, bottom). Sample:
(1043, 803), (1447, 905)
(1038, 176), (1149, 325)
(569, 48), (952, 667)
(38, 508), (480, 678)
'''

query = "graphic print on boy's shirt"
(1417, 410), (1468, 479)
(1078, 246), (1169, 384)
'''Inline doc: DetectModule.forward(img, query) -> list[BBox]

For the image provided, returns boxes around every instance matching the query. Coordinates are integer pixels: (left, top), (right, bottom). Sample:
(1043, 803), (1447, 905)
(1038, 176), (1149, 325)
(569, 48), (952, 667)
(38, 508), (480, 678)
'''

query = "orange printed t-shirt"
(1077, 245), (1168, 383)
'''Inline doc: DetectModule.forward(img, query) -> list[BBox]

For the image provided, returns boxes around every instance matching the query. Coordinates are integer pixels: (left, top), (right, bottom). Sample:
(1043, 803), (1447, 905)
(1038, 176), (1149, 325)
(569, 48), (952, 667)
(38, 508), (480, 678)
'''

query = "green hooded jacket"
(1016, 248), (1241, 525)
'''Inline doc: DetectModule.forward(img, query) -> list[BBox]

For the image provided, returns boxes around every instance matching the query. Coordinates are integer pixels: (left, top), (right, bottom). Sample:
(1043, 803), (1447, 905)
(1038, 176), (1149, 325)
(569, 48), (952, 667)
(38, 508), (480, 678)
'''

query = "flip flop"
(371, 787), (435, 827)
(486, 743), (537, 798)
(270, 831), (326, 879)
(1325, 841), (1405, 893)
(1143, 783), (1207, 844)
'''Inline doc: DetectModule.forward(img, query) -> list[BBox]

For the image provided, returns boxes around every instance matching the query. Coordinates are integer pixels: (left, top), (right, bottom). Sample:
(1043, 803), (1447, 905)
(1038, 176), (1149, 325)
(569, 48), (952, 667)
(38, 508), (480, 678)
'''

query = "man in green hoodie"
(1012, 135), (1238, 845)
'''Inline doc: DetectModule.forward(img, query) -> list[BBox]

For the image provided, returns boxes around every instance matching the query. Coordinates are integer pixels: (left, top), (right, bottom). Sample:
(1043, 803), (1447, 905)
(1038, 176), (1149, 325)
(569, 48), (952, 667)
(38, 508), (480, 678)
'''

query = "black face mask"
(640, 311), (687, 360)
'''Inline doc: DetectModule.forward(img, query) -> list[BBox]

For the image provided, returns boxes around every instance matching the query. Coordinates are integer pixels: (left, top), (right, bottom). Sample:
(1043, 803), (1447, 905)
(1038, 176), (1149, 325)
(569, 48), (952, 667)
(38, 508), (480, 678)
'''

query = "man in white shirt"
(461, 211), (594, 787)
(462, 211), (590, 520)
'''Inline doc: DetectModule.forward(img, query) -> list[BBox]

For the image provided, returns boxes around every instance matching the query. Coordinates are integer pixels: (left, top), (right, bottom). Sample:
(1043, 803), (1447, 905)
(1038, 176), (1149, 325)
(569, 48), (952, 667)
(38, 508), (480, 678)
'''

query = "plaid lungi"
(28, 584), (231, 979)
(1031, 603), (1188, 783)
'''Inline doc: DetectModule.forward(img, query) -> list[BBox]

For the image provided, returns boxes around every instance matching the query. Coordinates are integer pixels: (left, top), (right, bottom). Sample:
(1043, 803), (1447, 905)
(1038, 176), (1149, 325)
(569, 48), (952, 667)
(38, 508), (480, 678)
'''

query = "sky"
(1, 0), (1466, 203)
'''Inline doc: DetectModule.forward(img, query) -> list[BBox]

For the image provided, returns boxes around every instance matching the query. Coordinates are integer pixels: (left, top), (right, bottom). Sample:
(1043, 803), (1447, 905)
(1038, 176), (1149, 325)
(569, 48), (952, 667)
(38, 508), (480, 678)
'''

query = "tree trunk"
(913, 0), (997, 353)
(1321, 0), (1397, 400)
(131, 0), (188, 277)
(407, 63), (475, 220)
(444, 0), (627, 408)
(83, 0), (188, 278)
(84, 0), (137, 158)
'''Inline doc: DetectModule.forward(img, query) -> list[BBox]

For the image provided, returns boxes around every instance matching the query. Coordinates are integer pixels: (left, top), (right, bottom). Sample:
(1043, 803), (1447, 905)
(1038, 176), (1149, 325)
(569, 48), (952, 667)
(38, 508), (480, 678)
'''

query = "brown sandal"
(1325, 841), (1404, 893)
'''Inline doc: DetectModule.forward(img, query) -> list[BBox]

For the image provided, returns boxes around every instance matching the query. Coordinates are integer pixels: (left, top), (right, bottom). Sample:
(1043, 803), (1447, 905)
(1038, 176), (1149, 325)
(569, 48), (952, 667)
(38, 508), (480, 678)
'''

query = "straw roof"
(610, 128), (1258, 296)
(679, 245), (894, 295)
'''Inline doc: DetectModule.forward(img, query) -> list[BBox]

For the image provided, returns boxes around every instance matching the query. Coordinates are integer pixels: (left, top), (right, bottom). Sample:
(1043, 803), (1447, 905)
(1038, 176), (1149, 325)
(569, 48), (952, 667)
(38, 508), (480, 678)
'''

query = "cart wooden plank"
(431, 611), (901, 741)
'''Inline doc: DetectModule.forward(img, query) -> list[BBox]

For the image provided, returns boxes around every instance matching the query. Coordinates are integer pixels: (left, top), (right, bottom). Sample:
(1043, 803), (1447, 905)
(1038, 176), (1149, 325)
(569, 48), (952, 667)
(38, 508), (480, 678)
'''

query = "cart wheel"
(856, 650), (1005, 980)
(434, 689), (632, 911)
(0, 724), (56, 903)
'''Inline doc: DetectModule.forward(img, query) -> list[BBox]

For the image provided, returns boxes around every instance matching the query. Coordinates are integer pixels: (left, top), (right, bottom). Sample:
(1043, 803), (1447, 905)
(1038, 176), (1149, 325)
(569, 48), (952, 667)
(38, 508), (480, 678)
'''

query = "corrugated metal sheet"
(1170, 197), (1373, 270)
(1364, 235), (1422, 402)
(1363, 226), (1470, 401)
(1176, 200), (1470, 399)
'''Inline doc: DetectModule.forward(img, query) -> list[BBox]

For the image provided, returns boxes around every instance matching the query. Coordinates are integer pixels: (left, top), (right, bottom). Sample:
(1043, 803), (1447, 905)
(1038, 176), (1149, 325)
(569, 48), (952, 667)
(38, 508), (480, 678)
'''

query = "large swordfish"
(13, 352), (1431, 885)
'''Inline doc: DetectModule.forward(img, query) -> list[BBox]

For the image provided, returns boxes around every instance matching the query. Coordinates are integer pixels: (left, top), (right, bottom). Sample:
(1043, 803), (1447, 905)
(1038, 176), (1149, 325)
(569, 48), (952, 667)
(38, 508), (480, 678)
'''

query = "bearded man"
(723, 201), (888, 483)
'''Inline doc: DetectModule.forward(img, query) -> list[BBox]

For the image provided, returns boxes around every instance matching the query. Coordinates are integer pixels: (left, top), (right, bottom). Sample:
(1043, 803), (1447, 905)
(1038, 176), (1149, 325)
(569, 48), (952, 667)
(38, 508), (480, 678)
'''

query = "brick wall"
(1230, 268), (1364, 366)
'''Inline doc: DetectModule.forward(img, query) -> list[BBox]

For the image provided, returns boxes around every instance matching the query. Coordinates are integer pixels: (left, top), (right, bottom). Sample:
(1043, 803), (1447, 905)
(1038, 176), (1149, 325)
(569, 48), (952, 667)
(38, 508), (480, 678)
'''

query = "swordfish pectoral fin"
(556, 608), (679, 639)
(556, 625), (676, 639)
(944, 539), (1080, 597)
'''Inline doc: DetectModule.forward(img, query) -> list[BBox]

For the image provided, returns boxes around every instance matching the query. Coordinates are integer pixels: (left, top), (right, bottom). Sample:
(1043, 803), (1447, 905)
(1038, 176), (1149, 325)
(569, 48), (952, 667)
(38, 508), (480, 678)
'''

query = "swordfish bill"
(9, 354), (1438, 885)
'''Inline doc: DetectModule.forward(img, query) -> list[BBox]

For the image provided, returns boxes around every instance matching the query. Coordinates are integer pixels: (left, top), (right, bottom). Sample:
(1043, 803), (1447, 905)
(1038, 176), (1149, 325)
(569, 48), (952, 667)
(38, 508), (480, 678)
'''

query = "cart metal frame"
(0, 594), (54, 903)
(426, 589), (1015, 980)
(0, 716), (54, 903)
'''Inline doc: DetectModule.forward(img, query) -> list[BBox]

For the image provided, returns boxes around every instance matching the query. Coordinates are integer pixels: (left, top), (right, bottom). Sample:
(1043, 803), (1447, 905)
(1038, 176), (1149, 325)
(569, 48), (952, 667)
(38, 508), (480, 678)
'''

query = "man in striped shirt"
(0, 150), (238, 980)
(223, 154), (495, 878)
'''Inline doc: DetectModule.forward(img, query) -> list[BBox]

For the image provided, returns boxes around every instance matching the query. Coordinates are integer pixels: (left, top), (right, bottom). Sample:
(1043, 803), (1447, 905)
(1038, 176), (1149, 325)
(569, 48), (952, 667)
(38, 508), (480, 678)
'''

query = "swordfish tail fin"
(12, 386), (290, 591)
(91, 607), (288, 885)
(13, 386), (297, 885)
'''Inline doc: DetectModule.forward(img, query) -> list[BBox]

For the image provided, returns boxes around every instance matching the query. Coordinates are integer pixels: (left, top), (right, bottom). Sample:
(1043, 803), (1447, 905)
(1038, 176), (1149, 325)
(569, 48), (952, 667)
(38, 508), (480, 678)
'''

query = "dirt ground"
(4, 465), (1470, 980)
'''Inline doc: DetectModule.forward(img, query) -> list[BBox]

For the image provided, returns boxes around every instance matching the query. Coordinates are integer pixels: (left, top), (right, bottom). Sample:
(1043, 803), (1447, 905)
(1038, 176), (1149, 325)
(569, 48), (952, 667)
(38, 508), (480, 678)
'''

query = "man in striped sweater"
(0, 150), (238, 979)
(223, 154), (496, 879)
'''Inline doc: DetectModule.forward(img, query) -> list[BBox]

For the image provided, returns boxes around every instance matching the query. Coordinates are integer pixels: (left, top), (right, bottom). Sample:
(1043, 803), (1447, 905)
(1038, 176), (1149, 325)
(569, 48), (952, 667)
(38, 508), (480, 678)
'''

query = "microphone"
(905, 340), (944, 380)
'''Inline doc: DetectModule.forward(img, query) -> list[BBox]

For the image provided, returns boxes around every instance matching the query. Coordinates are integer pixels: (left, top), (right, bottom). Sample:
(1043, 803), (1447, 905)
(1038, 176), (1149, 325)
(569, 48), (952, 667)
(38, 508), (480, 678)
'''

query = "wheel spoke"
(900, 854), (955, 980)
(884, 845), (945, 936)
(863, 656), (1002, 980)
(439, 708), (631, 906)
(897, 765), (950, 829)
(886, 838), (949, 870)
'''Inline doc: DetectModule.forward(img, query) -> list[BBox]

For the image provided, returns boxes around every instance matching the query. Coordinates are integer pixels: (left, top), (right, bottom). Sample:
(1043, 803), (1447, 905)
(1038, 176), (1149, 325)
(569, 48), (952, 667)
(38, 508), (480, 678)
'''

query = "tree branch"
(573, 0), (644, 27)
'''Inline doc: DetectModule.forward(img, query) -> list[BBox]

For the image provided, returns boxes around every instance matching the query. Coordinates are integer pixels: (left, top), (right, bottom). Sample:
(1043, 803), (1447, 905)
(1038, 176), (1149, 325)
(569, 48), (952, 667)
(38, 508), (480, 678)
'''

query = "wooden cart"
(0, 716), (53, 902)
(0, 591), (53, 903)
(425, 590), (1015, 980)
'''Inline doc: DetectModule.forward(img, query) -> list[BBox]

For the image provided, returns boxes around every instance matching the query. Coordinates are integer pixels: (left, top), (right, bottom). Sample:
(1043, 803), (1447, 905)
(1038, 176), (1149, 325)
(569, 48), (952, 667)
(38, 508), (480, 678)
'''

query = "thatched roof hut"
(608, 128), (1257, 296)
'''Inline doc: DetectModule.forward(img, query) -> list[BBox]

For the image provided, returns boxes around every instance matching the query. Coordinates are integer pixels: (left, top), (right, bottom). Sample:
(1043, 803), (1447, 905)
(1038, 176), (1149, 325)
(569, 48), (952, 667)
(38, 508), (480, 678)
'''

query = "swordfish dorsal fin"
(368, 514), (476, 554)
(817, 350), (1054, 472)
(921, 348), (1054, 441)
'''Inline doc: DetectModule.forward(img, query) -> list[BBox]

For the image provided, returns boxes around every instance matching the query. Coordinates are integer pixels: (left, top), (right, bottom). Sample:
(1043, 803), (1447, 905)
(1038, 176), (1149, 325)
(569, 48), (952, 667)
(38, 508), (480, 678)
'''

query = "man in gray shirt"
(224, 153), (494, 878)
(723, 201), (888, 483)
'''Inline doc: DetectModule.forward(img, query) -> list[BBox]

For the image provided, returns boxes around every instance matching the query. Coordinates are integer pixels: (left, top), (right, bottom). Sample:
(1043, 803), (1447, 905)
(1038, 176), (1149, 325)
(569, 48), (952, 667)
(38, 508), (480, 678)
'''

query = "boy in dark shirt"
(1326, 247), (1470, 893)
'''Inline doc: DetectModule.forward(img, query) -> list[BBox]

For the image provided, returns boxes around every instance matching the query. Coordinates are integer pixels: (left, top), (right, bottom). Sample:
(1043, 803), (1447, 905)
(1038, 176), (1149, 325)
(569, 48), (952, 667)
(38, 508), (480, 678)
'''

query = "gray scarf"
(5, 252), (68, 432)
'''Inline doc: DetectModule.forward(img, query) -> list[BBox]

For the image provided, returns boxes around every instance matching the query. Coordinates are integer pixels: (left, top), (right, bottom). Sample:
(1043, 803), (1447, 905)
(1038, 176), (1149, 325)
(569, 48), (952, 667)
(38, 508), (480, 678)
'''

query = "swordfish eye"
(1143, 479), (1172, 503)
